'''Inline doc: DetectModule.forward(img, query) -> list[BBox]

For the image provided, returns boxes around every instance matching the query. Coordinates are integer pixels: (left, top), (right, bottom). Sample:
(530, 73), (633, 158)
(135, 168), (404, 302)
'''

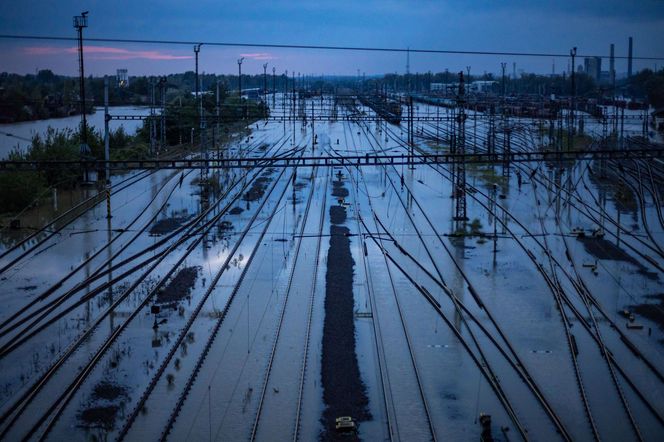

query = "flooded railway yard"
(1, 95), (664, 442)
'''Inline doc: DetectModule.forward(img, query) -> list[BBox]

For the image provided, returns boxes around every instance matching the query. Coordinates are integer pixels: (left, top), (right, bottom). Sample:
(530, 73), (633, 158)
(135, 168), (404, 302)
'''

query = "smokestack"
(610, 44), (615, 85)
(628, 37), (633, 78)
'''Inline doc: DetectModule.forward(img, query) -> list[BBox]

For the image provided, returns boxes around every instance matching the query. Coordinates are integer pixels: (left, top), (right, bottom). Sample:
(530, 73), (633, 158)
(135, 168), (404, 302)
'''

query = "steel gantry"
(2, 148), (663, 172)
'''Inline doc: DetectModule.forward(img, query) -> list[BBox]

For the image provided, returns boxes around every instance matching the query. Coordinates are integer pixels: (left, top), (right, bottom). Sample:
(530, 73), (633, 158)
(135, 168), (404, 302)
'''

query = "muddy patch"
(78, 405), (120, 430)
(217, 220), (233, 232)
(630, 294), (664, 330)
(329, 206), (347, 225)
(92, 381), (128, 401)
(78, 381), (128, 430)
(17, 285), (37, 291)
(155, 266), (199, 307)
(577, 237), (658, 280)
(331, 181), (349, 198)
(149, 214), (191, 236)
(217, 220), (234, 238)
(243, 175), (273, 202)
(321, 178), (370, 440)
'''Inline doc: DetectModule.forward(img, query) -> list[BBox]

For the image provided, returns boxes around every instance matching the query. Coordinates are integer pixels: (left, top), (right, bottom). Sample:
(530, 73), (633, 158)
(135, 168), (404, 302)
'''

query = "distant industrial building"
(470, 81), (497, 93)
(430, 81), (496, 94)
(583, 57), (602, 82)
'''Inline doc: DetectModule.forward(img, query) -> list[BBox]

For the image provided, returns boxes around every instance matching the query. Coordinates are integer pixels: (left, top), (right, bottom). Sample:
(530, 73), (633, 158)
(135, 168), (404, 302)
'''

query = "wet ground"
(0, 95), (663, 441)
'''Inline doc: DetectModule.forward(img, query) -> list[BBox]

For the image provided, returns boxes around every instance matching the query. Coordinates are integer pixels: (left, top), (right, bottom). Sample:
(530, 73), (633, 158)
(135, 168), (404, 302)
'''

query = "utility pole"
(194, 44), (202, 144)
(408, 95), (414, 169)
(103, 77), (109, 181)
(103, 77), (112, 218)
(454, 71), (468, 230)
(216, 80), (221, 161)
(194, 44), (206, 178)
(149, 78), (156, 155)
(263, 63), (268, 101)
(73, 11), (90, 182)
(570, 47), (577, 151)
(406, 47), (411, 94)
(262, 63), (268, 119)
(500, 62), (507, 98)
(466, 66), (471, 92)
(160, 77), (166, 153)
(238, 57), (244, 99)
(272, 66), (276, 107)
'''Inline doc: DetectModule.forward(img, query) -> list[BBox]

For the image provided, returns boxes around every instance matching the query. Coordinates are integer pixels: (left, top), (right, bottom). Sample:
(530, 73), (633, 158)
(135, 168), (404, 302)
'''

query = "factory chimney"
(628, 37), (633, 78)
(610, 44), (615, 86)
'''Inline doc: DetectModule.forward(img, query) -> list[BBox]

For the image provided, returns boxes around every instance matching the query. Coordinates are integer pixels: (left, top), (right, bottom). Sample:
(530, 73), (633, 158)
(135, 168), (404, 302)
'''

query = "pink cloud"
(23, 46), (192, 61)
(240, 52), (276, 61)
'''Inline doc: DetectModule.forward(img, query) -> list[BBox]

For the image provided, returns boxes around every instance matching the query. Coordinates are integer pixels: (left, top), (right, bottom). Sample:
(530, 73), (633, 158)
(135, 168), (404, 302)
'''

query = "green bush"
(0, 171), (46, 213)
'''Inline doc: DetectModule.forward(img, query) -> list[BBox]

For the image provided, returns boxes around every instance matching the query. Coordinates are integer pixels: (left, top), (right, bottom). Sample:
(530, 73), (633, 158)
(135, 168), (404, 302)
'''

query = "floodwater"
(0, 106), (152, 159)
(0, 94), (663, 441)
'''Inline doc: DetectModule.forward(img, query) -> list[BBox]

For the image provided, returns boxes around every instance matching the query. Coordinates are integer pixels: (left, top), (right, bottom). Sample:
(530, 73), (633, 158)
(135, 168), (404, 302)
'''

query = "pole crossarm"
(1, 148), (663, 172)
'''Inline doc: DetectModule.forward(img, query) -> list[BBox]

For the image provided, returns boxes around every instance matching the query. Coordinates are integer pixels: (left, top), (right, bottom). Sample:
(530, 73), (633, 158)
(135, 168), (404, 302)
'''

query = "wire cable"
(2, 34), (664, 61)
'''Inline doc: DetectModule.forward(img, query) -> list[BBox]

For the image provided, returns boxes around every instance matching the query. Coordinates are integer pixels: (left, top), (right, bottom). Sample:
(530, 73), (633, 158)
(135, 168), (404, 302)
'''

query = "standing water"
(0, 106), (152, 159)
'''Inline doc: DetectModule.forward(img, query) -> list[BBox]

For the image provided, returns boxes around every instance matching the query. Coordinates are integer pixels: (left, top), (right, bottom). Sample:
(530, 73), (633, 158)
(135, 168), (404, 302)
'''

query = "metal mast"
(194, 44), (206, 178)
(569, 47), (577, 151)
(454, 71), (468, 228)
(272, 66), (276, 107)
(159, 77), (166, 153)
(238, 57), (244, 99)
(73, 11), (90, 180)
(263, 63), (268, 118)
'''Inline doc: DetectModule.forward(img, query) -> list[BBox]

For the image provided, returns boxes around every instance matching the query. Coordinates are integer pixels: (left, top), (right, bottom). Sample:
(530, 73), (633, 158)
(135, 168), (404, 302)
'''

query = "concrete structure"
(470, 80), (497, 93)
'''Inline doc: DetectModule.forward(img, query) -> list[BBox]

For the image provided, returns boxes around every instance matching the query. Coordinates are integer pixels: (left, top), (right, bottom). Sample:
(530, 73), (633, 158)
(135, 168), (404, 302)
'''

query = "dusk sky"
(1, 0), (664, 77)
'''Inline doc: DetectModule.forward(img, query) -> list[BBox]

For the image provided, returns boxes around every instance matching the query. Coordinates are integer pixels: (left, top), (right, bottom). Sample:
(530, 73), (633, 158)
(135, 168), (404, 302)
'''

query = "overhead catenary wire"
(2, 34), (664, 61)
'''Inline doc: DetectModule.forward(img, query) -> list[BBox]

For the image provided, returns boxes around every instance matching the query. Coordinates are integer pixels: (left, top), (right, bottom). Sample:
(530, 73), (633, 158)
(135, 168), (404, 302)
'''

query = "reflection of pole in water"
(555, 169), (562, 218)
(107, 215), (114, 331)
(84, 224), (92, 324)
(490, 184), (497, 260)
(201, 180), (210, 260)
(453, 235), (465, 331)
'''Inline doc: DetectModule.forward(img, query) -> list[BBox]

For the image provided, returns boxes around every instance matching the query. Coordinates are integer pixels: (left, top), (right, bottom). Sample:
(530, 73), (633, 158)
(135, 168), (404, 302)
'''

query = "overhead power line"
(1, 34), (664, 61)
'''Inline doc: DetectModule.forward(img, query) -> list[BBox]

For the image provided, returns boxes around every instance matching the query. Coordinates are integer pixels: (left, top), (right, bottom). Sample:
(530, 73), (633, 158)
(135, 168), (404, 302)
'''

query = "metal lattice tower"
(149, 79), (156, 155)
(73, 12), (90, 181)
(502, 126), (512, 178)
(454, 71), (467, 226)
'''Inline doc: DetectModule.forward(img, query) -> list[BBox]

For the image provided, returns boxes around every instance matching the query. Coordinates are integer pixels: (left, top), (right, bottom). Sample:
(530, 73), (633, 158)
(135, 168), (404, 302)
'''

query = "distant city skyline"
(1, 0), (663, 77)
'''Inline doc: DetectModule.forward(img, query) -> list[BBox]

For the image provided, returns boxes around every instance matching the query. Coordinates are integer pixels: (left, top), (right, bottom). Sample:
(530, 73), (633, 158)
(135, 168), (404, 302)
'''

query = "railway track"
(120, 155), (299, 441)
(250, 164), (321, 441)
(0, 169), (190, 339)
(0, 134), (289, 361)
(0, 169), (155, 276)
(33, 148), (299, 441)
(291, 167), (330, 442)
(159, 145), (311, 442)
(0, 133), (291, 440)
(352, 115), (576, 439)
(391, 104), (664, 437)
(343, 119), (441, 441)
